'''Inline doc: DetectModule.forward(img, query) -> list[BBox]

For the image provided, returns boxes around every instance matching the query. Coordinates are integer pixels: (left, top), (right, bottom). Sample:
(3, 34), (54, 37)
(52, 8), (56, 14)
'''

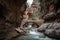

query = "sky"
(27, 0), (33, 7)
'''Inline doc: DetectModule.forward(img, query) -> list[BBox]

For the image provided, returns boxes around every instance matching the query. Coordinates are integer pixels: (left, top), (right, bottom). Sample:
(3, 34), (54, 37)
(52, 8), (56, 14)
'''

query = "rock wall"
(31, 0), (60, 22)
(32, 0), (42, 18)
(0, 0), (26, 40)
(37, 0), (60, 39)
(43, 0), (60, 22)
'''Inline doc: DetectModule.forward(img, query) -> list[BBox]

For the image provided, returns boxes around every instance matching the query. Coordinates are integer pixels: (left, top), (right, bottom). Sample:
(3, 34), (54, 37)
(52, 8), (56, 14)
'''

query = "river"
(11, 23), (56, 40)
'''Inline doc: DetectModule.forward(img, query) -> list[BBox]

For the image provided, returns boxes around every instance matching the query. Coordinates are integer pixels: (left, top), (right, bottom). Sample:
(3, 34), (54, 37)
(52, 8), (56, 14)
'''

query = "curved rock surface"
(37, 23), (60, 39)
(0, 0), (27, 40)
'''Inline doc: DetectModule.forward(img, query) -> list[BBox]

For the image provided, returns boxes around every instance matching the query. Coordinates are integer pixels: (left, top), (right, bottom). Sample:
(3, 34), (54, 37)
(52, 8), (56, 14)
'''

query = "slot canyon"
(0, 0), (60, 40)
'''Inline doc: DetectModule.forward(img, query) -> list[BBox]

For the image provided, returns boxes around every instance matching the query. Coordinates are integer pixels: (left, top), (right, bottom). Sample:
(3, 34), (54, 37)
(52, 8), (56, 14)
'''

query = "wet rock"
(37, 23), (51, 32)
(15, 27), (26, 35)
(37, 23), (60, 39)
(44, 29), (55, 37)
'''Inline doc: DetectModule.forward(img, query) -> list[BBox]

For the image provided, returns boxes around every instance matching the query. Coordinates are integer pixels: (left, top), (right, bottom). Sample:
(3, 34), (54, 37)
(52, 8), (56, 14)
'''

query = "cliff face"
(0, 0), (26, 40)
(43, 0), (60, 22)
(33, 0), (45, 18)
(37, 0), (60, 39)
(33, 0), (60, 22)
(32, 0), (60, 22)
(0, 0), (26, 25)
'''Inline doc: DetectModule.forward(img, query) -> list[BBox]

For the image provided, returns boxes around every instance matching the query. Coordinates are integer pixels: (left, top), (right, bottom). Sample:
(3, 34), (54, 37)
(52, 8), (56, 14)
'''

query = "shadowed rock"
(37, 23), (60, 39)
(0, 0), (27, 40)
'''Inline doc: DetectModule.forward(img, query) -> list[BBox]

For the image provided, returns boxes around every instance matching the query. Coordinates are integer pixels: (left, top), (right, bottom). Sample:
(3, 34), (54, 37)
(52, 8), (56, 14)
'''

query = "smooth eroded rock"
(37, 23), (60, 39)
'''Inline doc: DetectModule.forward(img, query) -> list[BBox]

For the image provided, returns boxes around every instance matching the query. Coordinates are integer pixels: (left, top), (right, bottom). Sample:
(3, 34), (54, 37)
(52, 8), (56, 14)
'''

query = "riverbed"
(11, 23), (56, 40)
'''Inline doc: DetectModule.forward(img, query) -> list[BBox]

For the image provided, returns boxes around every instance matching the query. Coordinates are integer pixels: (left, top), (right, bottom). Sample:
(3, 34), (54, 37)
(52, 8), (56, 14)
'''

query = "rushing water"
(11, 23), (56, 40)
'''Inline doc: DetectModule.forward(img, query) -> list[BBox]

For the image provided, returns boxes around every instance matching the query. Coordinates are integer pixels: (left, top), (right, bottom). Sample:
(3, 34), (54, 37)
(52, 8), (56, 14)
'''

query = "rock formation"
(43, 0), (60, 22)
(0, 0), (26, 40)
(38, 0), (60, 39)
(38, 23), (60, 39)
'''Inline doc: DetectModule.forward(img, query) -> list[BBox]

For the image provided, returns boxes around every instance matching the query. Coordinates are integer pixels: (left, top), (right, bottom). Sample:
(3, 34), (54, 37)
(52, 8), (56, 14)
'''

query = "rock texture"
(38, 23), (60, 39)
(38, 0), (60, 39)
(0, 0), (26, 40)
(43, 0), (60, 22)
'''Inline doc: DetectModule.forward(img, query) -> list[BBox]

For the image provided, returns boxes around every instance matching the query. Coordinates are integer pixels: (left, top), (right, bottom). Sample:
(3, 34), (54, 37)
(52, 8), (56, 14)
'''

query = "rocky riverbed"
(10, 23), (57, 40)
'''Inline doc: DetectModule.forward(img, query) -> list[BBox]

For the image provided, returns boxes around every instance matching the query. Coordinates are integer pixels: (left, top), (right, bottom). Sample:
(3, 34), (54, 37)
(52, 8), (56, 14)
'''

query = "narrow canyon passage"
(11, 0), (60, 40)
(0, 0), (60, 40)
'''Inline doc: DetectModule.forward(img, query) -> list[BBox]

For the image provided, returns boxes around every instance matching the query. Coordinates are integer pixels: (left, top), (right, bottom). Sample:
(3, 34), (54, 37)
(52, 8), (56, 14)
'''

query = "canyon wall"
(43, 0), (60, 22)
(0, 0), (26, 40)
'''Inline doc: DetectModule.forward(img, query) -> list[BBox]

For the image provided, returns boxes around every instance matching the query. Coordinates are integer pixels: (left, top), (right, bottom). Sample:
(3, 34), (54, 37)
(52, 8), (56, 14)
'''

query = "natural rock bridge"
(0, 0), (60, 40)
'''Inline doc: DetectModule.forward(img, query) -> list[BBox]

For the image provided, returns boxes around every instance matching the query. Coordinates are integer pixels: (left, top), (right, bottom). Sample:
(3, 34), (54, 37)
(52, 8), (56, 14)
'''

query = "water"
(11, 31), (56, 40)
(11, 24), (56, 40)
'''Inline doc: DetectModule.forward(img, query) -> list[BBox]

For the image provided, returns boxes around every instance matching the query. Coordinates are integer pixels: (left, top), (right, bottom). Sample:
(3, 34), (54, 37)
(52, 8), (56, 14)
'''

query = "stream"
(11, 23), (56, 40)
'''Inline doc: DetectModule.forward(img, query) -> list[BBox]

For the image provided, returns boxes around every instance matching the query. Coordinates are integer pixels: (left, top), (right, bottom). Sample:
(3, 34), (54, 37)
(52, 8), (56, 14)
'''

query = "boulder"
(37, 23), (60, 39)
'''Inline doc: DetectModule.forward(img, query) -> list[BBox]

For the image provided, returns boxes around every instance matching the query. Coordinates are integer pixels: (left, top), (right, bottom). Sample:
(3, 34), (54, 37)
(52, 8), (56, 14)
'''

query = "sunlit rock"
(15, 27), (26, 35)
